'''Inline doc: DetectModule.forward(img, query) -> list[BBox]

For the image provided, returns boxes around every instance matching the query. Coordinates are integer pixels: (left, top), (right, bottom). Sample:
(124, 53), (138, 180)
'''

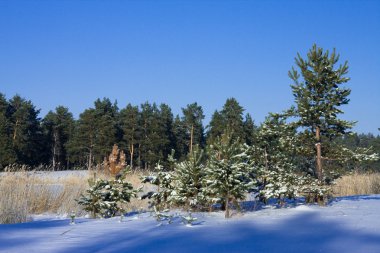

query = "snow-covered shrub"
(205, 131), (255, 218)
(77, 174), (138, 218)
(301, 175), (332, 205)
(252, 114), (304, 205)
(258, 166), (304, 205)
(338, 146), (380, 171)
(141, 161), (175, 211)
(257, 165), (332, 206)
(171, 146), (209, 211)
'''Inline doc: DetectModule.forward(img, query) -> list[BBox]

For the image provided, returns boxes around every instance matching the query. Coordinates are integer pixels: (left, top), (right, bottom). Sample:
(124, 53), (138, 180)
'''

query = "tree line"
(1, 44), (379, 177)
(0, 94), (257, 170)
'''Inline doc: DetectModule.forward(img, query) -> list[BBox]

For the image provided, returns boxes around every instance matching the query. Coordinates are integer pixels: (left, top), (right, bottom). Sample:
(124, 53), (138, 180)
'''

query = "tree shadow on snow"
(59, 211), (380, 253)
(331, 194), (380, 203)
(240, 197), (306, 212)
(0, 218), (90, 252)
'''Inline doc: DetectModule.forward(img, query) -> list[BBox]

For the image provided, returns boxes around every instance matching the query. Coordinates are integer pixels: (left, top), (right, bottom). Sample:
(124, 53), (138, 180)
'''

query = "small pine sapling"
(141, 153), (176, 211)
(171, 146), (208, 211)
(69, 211), (76, 225)
(181, 212), (197, 226)
(77, 167), (139, 218)
(205, 131), (255, 218)
(153, 206), (173, 225)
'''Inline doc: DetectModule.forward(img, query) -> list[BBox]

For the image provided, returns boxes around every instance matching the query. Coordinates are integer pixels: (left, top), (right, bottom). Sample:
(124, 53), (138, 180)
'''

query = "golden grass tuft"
(333, 172), (380, 197)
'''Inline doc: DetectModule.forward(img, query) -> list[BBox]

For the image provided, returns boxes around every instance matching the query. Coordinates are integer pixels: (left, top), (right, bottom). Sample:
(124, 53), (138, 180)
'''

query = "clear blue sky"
(1, 0), (379, 133)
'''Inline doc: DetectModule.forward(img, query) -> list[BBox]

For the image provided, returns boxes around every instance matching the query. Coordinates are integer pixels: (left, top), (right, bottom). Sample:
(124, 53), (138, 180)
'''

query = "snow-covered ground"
(1, 195), (380, 253)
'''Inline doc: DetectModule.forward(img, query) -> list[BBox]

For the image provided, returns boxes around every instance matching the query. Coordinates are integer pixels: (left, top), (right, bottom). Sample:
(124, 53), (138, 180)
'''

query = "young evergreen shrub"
(258, 166), (303, 205)
(205, 131), (255, 218)
(141, 161), (175, 211)
(301, 175), (332, 205)
(77, 169), (138, 218)
(257, 164), (332, 206)
(171, 146), (208, 211)
(252, 114), (304, 205)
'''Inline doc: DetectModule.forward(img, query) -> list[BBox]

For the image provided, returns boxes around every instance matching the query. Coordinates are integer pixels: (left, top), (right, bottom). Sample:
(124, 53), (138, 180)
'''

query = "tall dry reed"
(333, 172), (380, 196)
(0, 172), (30, 223)
(0, 170), (89, 224)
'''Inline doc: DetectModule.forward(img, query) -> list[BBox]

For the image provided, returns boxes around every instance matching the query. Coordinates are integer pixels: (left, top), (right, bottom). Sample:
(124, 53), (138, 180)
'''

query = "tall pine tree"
(8, 95), (45, 166)
(182, 103), (205, 152)
(120, 104), (140, 168)
(172, 115), (188, 160)
(42, 106), (74, 169)
(92, 98), (119, 160)
(0, 94), (15, 169)
(288, 44), (354, 181)
(158, 103), (176, 164)
(207, 110), (224, 145)
(243, 113), (256, 146)
(207, 98), (245, 144)
(68, 98), (119, 169)
(67, 109), (97, 169)
(139, 102), (161, 169)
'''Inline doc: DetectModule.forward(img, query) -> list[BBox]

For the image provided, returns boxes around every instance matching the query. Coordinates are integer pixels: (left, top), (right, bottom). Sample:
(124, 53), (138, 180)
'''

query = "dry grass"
(0, 173), (30, 224)
(125, 169), (152, 212)
(333, 172), (380, 197)
(0, 171), (89, 224)
(0, 167), (151, 224)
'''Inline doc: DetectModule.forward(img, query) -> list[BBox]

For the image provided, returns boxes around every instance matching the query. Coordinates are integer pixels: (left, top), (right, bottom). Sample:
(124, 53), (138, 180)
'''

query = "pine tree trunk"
(130, 144), (134, 168)
(315, 126), (322, 182)
(264, 148), (268, 170)
(88, 149), (93, 171)
(225, 194), (230, 218)
(12, 119), (19, 143)
(190, 124), (194, 153)
(138, 144), (141, 169)
(52, 130), (58, 169)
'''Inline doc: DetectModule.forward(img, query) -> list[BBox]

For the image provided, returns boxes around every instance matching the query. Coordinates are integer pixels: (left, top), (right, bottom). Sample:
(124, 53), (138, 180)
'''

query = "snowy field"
(1, 195), (380, 253)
